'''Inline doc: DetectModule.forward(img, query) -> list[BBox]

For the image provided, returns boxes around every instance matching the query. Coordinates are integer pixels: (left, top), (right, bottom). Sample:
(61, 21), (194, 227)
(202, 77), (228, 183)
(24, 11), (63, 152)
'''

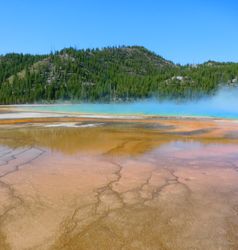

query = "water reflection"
(0, 122), (238, 249)
(0, 122), (237, 156)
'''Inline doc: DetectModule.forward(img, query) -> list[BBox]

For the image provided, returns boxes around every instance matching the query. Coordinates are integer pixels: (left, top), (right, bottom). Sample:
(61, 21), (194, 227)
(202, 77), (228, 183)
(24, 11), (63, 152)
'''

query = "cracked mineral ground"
(0, 118), (238, 250)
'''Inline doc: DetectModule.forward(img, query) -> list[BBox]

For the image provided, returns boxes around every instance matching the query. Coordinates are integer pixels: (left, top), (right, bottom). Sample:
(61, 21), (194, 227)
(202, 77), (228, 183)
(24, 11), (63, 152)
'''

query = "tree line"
(0, 46), (237, 104)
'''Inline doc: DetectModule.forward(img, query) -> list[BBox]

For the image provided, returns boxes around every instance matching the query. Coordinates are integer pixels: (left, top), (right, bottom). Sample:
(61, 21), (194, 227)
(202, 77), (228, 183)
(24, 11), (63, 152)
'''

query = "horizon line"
(1, 45), (237, 65)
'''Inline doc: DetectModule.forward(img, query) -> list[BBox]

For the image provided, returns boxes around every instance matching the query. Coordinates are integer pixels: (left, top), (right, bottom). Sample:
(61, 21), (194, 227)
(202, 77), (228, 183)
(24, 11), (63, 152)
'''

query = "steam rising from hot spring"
(22, 86), (238, 119)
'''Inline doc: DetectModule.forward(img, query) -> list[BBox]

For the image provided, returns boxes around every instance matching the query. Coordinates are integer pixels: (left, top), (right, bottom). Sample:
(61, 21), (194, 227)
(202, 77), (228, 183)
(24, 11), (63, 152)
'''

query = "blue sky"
(0, 0), (237, 64)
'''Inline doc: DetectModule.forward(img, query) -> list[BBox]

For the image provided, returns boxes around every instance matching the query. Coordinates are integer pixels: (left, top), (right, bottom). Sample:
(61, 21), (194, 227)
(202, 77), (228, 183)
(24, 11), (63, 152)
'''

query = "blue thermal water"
(21, 88), (238, 119)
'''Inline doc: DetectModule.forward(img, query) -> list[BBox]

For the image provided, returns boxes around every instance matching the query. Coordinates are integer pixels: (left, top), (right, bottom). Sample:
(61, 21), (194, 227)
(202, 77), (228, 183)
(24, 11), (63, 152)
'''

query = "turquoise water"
(21, 88), (238, 119)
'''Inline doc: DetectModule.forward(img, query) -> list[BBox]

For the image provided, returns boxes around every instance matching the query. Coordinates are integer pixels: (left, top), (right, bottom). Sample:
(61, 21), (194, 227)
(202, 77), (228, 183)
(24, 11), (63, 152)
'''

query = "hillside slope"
(0, 46), (237, 104)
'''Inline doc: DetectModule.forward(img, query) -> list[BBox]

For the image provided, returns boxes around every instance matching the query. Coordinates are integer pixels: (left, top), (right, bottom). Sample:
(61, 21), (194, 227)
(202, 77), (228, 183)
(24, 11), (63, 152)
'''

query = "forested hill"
(0, 46), (237, 104)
